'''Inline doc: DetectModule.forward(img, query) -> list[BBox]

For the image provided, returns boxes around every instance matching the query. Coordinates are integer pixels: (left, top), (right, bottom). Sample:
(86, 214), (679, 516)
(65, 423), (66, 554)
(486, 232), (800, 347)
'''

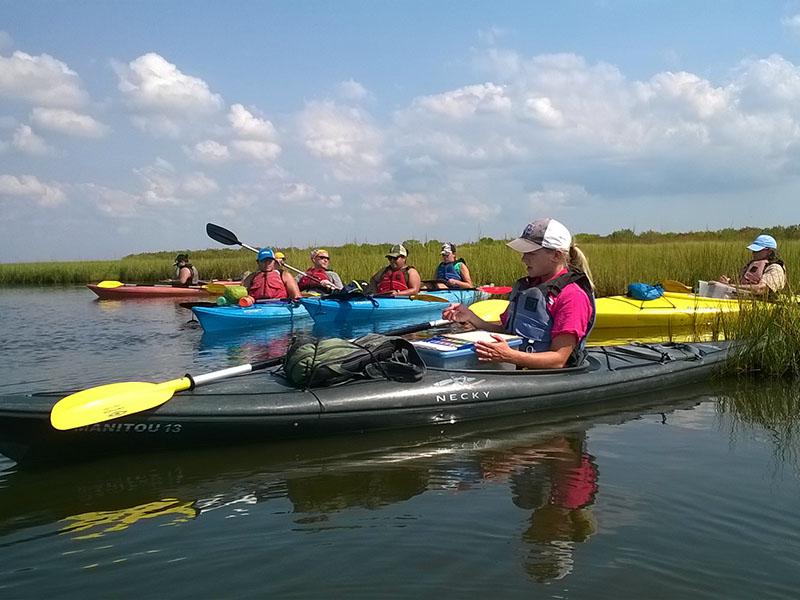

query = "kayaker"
(366, 244), (422, 297)
(708, 234), (787, 298)
(241, 248), (302, 300)
(443, 218), (595, 369)
(169, 254), (199, 287)
(296, 249), (344, 293)
(426, 243), (474, 290)
(274, 251), (286, 271)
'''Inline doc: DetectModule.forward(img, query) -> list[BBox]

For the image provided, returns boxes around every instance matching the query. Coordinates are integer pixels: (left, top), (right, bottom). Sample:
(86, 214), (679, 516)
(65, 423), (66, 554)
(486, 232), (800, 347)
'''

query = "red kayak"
(87, 281), (238, 300)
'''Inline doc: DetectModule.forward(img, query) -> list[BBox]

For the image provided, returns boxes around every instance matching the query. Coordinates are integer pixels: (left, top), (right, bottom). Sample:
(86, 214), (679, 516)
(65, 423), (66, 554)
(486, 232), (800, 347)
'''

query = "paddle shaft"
(206, 222), (326, 285)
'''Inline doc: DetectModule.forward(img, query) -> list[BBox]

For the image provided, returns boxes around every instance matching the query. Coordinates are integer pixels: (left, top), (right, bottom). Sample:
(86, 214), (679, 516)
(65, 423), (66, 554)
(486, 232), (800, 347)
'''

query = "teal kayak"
(191, 301), (311, 332)
(300, 289), (488, 326)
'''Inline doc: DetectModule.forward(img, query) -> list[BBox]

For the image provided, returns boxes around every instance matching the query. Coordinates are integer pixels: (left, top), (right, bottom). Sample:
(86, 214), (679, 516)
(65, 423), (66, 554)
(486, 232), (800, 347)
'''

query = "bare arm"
(283, 271), (302, 300)
(448, 263), (473, 289)
(442, 302), (506, 333)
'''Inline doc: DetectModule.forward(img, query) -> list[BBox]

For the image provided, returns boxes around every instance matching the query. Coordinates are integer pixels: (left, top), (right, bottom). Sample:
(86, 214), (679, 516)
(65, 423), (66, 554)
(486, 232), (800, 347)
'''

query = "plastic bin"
(414, 337), (523, 369)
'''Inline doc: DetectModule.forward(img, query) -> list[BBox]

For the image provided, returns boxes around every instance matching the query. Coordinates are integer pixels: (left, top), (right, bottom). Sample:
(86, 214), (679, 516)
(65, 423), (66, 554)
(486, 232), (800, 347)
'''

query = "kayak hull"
(470, 292), (740, 329)
(0, 340), (730, 464)
(88, 282), (237, 299)
(191, 301), (312, 332)
(300, 289), (487, 325)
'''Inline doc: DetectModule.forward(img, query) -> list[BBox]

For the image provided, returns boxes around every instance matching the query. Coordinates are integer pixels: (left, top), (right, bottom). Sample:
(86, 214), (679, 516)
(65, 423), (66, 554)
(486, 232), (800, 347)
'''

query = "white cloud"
(12, 124), (54, 155)
(298, 100), (388, 182)
(0, 51), (88, 108)
(231, 139), (281, 162)
(134, 158), (217, 205)
(81, 183), (140, 217)
(278, 182), (343, 208)
(30, 107), (109, 138)
(782, 14), (800, 36)
(115, 53), (224, 137)
(0, 174), (66, 206)
(406, 82), (511, 119)
(336, 79), (369, 102)
(187, 139), (231, 163)
(228, 104), (278, 140)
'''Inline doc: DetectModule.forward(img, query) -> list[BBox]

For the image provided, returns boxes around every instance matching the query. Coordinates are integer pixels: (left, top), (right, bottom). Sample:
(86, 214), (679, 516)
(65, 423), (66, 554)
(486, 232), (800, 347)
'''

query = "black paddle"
(206, 223), (326, 285)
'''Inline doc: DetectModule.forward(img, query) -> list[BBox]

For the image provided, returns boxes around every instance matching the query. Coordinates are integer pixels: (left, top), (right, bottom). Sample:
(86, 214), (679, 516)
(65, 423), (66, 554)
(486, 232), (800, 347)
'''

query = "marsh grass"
(4, 239), (798, 295)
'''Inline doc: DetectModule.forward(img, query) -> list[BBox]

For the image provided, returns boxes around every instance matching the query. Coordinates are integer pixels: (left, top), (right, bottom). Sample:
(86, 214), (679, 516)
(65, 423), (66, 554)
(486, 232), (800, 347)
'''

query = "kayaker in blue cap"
(241, 248), (301, 300)
(443, 218), (595, 369)
(709, 233), (786, 297)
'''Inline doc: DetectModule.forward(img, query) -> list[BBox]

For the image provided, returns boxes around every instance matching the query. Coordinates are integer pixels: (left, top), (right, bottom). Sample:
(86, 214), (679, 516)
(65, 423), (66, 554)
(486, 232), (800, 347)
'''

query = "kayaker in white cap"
(443, 218), (595, 369)
(708, 233), (786, 297)
(426, 242), (474, 290)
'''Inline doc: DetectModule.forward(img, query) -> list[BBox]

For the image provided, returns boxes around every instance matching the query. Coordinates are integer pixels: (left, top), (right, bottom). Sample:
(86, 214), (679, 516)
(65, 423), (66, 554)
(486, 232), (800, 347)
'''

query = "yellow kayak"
(469, 292), (741, 329)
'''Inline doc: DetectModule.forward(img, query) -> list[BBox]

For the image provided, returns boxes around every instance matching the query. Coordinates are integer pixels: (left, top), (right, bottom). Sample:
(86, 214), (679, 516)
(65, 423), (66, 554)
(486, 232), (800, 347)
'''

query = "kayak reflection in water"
(480, 432), (598, 582)
(443, 218), (596, 369)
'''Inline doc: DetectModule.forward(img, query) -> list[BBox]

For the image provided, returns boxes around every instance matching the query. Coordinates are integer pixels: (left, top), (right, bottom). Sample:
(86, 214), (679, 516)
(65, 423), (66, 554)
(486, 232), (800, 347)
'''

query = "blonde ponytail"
(568, 244), (594, 292)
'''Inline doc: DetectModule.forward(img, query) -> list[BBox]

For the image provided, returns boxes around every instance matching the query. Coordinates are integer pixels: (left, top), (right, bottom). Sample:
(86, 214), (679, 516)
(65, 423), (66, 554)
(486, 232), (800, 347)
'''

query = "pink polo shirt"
(500, 268), (593, 343)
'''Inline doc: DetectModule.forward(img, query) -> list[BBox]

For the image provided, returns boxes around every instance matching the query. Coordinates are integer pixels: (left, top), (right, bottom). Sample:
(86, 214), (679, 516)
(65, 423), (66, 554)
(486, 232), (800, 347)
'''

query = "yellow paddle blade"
(410, 294), (450, 303)
(662, 280), (692, 293)
(96, 280), (124, 288)
(469, 299), (508, 322)
(203, 282), (228, 294)
(50, 378), (192, 430)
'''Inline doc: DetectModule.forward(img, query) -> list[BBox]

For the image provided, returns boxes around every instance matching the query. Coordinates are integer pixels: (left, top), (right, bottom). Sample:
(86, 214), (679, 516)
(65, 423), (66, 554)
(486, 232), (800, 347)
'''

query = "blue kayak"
(299, 289), (488, 325)
(191, 301), (311, 332)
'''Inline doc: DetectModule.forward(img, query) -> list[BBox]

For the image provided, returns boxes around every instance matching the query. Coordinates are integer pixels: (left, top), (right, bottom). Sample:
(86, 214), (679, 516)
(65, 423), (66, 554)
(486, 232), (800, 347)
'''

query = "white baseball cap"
(507, 218), (572, 253)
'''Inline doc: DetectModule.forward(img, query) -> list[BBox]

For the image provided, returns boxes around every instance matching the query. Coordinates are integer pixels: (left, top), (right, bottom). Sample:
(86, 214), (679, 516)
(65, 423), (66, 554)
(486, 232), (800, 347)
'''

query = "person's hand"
(475, 335), (514, 362)
(442, 302), (472, 323)
(322, 280), (336, 290)
(718, 275), (731, 285)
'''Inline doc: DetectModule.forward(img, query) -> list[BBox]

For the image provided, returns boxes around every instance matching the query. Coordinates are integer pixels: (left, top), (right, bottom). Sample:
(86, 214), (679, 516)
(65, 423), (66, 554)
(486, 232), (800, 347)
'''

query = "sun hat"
(507, 218), (572, 253)
(441, 242), (456, 255)
(174, 253), (189, 265)
(385, 244), (408, 258)
(257, 248), (275, 261)
(274, 251), (285, 259)
(746, 234), (777, 252)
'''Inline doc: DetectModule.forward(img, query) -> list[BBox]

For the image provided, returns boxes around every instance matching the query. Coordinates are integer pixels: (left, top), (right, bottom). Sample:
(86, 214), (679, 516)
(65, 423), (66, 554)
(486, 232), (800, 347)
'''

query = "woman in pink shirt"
(443, 218), (595, 369)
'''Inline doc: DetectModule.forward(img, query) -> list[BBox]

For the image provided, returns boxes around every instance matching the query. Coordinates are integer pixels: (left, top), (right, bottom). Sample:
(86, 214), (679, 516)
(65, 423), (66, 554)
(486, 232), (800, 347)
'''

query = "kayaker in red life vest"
(443, 218), (596, 369)
(167, 254), (199, 287)
(296, 249), (344, 293)
(708, 234), (787, 298)
(366, 244), (422, 297)
(241, 248), (301, 300)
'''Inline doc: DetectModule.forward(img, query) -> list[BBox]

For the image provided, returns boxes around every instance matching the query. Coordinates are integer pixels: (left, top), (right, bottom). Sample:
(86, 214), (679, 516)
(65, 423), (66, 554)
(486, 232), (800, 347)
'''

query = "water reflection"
(718, 378), (800, 476)
(0, 391), (705, 583)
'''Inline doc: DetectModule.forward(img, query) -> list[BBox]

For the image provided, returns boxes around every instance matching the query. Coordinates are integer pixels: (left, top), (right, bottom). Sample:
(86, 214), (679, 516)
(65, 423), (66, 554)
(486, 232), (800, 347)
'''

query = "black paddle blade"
(206, 223), (240, 246)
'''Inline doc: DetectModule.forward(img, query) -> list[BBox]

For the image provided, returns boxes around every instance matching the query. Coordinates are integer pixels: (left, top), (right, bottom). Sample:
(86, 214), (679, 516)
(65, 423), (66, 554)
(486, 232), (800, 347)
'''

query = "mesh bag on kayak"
(282, 333), (426, 388)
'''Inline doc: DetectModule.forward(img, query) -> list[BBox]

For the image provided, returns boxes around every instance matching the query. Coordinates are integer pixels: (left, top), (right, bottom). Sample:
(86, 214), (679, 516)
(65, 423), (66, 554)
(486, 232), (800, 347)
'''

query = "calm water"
(1, 287), (800, 598)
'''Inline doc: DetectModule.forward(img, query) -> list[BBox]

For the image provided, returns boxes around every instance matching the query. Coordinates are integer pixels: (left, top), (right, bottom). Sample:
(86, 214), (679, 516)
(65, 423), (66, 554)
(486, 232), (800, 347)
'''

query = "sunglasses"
(317, 255), (330, 260)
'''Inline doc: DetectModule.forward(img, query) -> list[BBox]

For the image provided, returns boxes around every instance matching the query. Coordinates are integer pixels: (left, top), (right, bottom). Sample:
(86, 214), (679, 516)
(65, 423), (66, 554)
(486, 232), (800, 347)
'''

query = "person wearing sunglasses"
(366, 244), (422, 297)
(296, 249), (344, 293)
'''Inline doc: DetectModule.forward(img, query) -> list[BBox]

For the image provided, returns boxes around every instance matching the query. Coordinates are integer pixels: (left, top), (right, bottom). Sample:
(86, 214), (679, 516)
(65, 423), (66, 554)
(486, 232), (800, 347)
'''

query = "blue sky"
(3, 1), (800, 261)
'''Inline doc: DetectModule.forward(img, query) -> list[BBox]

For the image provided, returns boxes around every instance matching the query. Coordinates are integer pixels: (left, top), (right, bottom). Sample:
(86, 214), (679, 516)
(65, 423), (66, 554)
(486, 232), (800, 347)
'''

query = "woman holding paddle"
(443, 218), (595, 369)
(241, 248), (302, 300)
(296, 249), (344, 293)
